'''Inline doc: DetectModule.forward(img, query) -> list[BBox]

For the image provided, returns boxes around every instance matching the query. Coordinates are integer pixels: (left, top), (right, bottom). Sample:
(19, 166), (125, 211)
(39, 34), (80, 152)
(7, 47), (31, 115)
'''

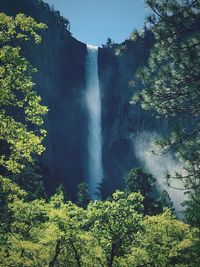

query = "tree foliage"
(0, 12), (48, 258)
(0, 188), (199, 267)
(0, 13), (48, 174)
(133, 0), (200, 226)
(76, 182), (91, 208)
(124, 167), (175, 215)
(88, 191), (143, 267)
(136, 209), (199, 267)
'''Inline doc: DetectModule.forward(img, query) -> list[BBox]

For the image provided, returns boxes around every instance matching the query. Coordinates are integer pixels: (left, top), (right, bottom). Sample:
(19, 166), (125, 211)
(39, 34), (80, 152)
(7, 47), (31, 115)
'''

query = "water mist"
(133, 132), (186, 215)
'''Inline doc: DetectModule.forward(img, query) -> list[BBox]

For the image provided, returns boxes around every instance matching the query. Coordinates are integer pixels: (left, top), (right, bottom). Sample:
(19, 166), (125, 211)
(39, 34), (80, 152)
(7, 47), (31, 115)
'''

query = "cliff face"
(99, 34), (172, 194)
(0, 0), (87, 198)
(0, 0), (172, 198)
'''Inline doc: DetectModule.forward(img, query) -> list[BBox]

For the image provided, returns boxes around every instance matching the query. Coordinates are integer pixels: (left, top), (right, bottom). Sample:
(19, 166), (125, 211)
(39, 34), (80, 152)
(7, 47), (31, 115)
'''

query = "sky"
(44, 0), (148, 47)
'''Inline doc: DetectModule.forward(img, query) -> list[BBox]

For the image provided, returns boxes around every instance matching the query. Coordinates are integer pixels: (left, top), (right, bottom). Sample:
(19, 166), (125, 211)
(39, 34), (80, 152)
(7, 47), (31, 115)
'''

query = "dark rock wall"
(99, 34), (171, 194)
(0, 0), (173, 198)
(0, 0), (87, 198)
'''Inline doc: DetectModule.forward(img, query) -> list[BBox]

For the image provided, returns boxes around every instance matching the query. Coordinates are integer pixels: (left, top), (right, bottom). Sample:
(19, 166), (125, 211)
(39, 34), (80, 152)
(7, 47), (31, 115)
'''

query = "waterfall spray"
(85, 44), (103, 198)
(133, 132), (186, 215)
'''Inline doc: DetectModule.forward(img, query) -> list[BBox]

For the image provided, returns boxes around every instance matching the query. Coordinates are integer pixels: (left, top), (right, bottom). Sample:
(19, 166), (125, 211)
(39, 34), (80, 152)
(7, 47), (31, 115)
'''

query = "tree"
(103, 37), (114, 48)
(182, 191), (200, 228)
(76, 182), (91, 209)
(0, 175), (27, 259)
(124, 168), (156, 196)
(55, 183), (68, 202)
(95, 176), (113, 200)
(133, 0), (200, 225)
(0, 191), (94, 267)
(41, 192), (95, 267)
(3, 198), (47, 267)
(0, 13), (48, 175)
(0, 12), (47, 261)
(116, 209), (199, 267)
(0, 188), (199, 266)
(124, 168), (159, 214)
(87, 191), (143, 267)
(138, 209), (199, 266)
(159, 189), (174, 210)
(11, 162), (46, 201)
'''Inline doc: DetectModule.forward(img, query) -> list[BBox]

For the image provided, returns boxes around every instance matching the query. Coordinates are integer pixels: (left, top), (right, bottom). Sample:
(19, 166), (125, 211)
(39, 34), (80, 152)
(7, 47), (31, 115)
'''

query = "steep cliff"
(0, 0), (173, 198)
(0, 0), (87, 198)
(99, 33), (172, 194)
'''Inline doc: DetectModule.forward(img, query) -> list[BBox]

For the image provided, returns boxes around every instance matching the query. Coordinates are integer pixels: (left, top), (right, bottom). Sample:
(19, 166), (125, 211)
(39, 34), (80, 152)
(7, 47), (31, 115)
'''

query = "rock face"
(0, 0), (87, 198)
(99, 36), (172, 194)
(0, 0), (172, 198)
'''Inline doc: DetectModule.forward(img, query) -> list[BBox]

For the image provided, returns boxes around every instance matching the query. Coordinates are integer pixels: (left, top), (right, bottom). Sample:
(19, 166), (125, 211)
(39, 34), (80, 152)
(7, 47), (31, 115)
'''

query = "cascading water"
(85, 44), (103, 198)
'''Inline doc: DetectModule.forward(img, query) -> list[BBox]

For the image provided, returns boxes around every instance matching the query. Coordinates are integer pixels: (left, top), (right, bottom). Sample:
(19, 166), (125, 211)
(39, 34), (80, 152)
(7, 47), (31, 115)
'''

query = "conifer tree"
(134, 0), (200, 226)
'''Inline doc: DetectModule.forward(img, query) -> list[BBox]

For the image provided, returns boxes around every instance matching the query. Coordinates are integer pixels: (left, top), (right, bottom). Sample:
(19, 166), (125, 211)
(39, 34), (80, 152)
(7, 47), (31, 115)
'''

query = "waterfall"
(85, 44), (103, 199)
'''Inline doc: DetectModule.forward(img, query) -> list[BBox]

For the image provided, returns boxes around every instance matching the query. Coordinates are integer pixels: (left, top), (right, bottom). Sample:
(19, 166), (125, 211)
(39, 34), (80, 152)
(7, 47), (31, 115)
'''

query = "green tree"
(0, 191), (94, 267)
(124, 168), (159, 214)
(76, 182), (91, 208)
(0, 175), (27, 259)
(55, 183), (68, 202)
(116, 209), (199, 267)
(87, 191), (143, 267)
(0, 188), (199, 267)
(138, 209), (199, 266)
(11, 162), (46, 201)
(124, 168), (155, 196)
(3, 198), (47, 267)
(0, 12), (47, 261)
(40, 192), (96, 267)
(133, 0), (200, 226)
(0, 13), (48, 175)
(159, 189), (174, 210)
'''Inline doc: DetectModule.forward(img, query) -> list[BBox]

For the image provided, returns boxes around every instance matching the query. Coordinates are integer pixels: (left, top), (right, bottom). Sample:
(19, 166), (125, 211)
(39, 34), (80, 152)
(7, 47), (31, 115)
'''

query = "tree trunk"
(49, 240), (61, 267)
(70, 240), (82, 267)
(107, 243), (116, 267)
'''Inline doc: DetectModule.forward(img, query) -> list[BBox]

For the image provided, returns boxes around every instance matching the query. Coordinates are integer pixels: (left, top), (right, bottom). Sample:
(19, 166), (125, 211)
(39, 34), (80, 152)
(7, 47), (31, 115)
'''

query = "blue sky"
(44, 0), (148, 47)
